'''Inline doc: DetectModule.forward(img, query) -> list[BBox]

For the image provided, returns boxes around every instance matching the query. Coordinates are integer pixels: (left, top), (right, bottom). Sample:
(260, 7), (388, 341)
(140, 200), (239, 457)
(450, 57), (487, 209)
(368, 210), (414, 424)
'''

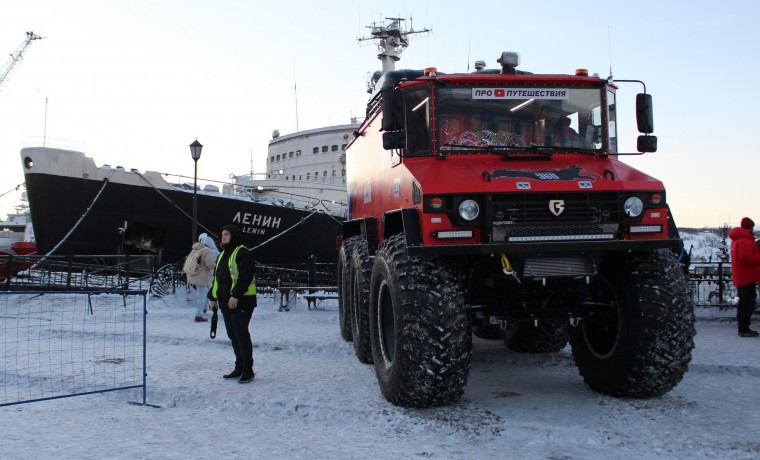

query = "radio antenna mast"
(358, 17), (430, 73)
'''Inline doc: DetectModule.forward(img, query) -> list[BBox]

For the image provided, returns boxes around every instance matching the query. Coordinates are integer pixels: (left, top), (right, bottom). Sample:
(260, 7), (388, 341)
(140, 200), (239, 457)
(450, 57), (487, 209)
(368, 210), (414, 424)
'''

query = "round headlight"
(458, 199), (480, 221)
(624, 197), (644, 218)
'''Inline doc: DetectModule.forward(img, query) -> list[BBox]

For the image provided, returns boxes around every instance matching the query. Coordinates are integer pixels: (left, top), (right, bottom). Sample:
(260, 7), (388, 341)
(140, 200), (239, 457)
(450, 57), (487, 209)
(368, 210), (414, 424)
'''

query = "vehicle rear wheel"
(503, 320), (569, 353)
(338, 237), (360, 342)
(349, 239), (373, 363)
(472, 324), (503, 340)
(369, 234), (471, 407)
(570, 249), (695, 397)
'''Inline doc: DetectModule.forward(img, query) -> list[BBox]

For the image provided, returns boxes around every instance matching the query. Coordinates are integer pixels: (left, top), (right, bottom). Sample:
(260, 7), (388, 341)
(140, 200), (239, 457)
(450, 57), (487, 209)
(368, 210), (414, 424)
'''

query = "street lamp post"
(189, 139), (203, 243)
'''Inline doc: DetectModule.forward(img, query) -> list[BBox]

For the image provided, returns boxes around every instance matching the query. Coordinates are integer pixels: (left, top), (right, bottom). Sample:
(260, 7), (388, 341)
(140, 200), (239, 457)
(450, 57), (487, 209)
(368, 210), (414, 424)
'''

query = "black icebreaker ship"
(21, 146), (342, 265)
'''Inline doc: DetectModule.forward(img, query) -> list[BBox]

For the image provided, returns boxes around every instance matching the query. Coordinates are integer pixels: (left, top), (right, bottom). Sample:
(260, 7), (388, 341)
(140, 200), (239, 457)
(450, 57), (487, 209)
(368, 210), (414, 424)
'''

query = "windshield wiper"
(529, 144), (597, 153)
(442, 142), (530, 151)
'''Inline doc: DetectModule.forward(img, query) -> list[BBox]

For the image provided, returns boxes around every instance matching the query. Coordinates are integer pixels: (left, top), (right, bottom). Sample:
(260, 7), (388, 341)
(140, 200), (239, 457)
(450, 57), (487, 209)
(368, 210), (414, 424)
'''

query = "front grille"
(523, 256), (597, 278)
(490, 192), (621, 243)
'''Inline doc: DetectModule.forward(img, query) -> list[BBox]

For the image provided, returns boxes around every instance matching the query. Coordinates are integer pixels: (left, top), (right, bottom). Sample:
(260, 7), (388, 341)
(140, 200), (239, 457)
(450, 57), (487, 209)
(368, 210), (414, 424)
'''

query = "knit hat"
(741, 217), (755, 230)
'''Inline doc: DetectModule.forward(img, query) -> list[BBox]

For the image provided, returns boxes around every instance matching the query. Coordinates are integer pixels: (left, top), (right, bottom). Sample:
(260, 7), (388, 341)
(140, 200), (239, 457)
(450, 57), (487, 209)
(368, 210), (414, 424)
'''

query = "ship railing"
(0, 254), (158, 292)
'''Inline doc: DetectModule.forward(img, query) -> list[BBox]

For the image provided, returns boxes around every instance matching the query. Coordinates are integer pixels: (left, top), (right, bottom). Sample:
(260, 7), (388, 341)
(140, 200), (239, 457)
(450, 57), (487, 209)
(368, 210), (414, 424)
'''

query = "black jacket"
(208, 225), (256, 309)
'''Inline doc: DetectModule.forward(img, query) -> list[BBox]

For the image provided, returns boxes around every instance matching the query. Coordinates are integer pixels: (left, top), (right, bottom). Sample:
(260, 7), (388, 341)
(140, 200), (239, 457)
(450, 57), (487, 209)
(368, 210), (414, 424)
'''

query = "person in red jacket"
(729, 217), (760, 337)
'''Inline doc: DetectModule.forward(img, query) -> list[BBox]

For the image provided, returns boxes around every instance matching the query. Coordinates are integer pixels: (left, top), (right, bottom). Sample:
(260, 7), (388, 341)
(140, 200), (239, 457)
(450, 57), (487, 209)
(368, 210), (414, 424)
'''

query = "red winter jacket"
(729, 227), (760, 287)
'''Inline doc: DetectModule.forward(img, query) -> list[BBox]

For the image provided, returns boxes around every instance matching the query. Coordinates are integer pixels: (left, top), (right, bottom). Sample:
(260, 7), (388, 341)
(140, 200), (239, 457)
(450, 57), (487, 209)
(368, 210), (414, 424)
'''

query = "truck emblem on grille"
(549, 200), (565, 216)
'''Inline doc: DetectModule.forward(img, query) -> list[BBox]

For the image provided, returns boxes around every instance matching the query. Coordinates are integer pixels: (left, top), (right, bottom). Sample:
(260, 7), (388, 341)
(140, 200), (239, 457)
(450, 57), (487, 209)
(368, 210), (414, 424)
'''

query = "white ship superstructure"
(233, 122), (359, 218)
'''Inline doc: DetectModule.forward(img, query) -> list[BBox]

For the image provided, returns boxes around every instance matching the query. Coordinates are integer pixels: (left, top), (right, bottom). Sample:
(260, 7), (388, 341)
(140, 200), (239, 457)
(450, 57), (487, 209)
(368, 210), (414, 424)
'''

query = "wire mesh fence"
(0, 290), (148, 407)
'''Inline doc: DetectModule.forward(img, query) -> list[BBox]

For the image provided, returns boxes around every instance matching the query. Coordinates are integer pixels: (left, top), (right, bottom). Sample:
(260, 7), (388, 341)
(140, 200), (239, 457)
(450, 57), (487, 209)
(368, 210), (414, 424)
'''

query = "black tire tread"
(570, 249), (695, 397)
(370, 234), (471, 407)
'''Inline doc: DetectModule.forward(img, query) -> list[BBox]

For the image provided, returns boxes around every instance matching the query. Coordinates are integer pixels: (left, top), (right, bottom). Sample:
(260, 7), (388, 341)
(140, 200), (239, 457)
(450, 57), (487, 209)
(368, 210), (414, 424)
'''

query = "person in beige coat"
(186, 233), (220, 322)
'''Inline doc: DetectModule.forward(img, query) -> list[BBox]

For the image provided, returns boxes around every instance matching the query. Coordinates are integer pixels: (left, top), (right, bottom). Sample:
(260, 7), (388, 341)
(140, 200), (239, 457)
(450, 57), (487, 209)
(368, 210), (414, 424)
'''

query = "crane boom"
(0, 31), (44, 93)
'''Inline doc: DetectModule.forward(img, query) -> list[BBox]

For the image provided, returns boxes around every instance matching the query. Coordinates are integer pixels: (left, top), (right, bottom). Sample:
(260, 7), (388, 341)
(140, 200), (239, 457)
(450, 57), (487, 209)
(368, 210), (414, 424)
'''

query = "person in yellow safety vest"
(208, 224), (257, 383)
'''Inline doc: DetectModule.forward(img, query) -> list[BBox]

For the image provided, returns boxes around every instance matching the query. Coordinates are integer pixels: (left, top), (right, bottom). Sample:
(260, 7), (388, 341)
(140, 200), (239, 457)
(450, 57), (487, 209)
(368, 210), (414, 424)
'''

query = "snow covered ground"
(3, 286), (760, 460)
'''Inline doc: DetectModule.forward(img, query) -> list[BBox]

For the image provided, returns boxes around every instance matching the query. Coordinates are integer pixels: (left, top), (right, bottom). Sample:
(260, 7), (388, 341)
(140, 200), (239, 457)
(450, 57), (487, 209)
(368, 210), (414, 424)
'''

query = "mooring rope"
(133, 171), (326, 251)
(38, 169), (117, 262)
(0, 183), (24, 200)
(133, 171), (218, 239)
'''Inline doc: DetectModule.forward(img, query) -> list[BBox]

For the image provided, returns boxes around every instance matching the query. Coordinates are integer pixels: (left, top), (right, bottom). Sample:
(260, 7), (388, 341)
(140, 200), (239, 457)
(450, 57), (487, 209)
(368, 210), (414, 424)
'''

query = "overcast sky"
(1, 0), (758, 228)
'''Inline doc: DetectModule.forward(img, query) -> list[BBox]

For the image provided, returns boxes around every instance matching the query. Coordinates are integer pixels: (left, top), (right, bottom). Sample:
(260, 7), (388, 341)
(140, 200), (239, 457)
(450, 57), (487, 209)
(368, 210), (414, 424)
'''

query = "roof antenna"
(607, 26), (614, 82)
(467, 32), (471, 72)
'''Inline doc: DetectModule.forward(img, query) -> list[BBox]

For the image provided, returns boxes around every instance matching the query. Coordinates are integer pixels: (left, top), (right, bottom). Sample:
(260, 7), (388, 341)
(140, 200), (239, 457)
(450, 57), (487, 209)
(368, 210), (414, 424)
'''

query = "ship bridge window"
(313, 147), (319, 154)
(332, 169), (336, 176)
(296, 150), (301, 157)
(341, 144), (347, 150)
(270, 156), (275, 163)
(322, 146), (328, 152)
(276, 154), (281, 161)
(332, 145), (338, 151)
(307, 173), (310, 180)
(289, 152), (294, 158)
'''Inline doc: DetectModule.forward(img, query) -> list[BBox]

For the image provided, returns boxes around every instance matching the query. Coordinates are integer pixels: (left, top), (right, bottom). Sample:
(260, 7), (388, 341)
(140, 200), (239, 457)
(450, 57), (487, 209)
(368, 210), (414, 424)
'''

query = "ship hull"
(22, 147), (341, 265)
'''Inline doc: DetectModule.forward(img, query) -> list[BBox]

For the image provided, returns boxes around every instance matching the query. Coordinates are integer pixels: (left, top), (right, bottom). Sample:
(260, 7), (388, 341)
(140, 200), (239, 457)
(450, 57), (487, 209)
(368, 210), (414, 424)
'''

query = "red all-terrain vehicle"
(339, 52), (695, 408)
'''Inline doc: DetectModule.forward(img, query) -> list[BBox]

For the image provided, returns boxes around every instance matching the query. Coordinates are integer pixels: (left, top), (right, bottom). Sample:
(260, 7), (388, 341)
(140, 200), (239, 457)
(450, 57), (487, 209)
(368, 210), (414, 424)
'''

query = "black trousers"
(736, 283), (757, 332)
(221, 303), (255, 371)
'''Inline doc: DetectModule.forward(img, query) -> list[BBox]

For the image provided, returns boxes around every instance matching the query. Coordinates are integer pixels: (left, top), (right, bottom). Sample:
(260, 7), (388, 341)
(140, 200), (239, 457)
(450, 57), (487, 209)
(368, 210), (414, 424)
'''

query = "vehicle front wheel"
(369, 234), (471, 407)
(570, 250), (695, 397)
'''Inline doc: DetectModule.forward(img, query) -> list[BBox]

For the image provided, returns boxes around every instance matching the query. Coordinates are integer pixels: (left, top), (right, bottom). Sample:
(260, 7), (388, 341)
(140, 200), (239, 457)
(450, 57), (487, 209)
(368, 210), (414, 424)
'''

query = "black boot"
(223, 368), (243, 379)
(238, 369), (254, 384)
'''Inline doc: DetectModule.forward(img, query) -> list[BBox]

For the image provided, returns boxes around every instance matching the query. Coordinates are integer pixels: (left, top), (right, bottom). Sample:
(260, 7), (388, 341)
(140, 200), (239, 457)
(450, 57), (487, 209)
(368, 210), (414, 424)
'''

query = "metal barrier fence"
(688, 262), (738, 307)
(0, 290), (152, 407)
(1, 252), (339, 297)
(0, 254), (157, 292)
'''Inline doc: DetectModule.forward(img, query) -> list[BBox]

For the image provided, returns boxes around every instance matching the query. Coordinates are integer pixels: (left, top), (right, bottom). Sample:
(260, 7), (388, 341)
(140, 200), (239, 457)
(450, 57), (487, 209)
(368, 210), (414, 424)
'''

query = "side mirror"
(637, 135), (658, 153)
(382, 131), (404, 150)
(636, 94), (654, 134)
(381, 88), (403, 132)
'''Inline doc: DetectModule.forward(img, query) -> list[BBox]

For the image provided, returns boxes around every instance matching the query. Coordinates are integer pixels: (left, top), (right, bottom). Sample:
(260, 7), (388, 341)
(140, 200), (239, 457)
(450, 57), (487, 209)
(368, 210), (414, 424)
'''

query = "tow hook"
(500, 253), (522, 284)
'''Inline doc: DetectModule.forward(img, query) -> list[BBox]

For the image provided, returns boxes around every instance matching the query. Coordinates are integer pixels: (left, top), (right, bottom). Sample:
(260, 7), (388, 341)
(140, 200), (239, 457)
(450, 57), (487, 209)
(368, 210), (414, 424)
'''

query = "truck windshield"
(436, 86), (604, 153)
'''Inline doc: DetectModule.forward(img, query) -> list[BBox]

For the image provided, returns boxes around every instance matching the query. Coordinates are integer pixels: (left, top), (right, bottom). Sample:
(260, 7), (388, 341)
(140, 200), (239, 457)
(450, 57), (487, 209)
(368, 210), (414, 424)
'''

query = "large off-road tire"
(338, 237), (361, 342)
(369, 234), (471, 407)
(503, 320), (569, 353)
(569, 249), (695, 397)
(349, 239), (373, 363)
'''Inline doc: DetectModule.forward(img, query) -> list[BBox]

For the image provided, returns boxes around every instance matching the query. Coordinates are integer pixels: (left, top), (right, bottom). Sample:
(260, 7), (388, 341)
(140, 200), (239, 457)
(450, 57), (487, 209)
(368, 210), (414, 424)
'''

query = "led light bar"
(629, 225), (663, 234)
(508, 234), (614, 242)
(433, 230), (474, 239)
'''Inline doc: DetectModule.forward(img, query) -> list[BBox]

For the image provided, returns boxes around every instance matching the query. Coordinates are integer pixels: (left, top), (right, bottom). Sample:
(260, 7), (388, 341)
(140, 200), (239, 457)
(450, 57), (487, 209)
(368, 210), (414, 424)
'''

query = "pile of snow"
(680, 228), (730, 263)
(3, 288), (760, 459)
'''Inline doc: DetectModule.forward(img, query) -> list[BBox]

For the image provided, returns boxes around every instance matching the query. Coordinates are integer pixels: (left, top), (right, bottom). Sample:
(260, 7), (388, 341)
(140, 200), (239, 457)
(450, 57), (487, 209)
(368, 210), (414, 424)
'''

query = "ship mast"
(358, 18), (430, 73)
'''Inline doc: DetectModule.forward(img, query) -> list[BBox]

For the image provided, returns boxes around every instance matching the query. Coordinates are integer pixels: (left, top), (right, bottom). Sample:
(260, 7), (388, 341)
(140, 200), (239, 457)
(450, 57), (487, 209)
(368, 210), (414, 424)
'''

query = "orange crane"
(0, 31), (43, 93)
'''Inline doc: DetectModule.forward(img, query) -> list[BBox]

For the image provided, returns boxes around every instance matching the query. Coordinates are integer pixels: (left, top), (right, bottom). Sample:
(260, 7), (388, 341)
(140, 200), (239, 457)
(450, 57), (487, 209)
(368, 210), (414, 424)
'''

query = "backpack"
(182, 248), (204, 276)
